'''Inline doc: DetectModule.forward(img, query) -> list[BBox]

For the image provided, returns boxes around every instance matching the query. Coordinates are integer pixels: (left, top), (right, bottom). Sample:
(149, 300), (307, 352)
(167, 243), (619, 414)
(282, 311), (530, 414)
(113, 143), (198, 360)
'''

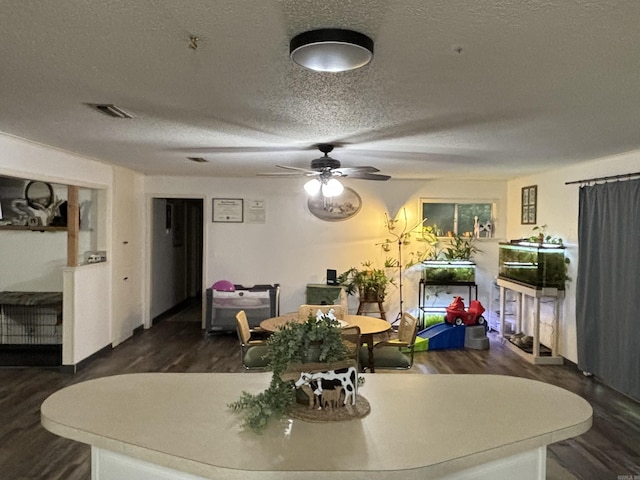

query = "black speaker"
(326, 269), (337, 285)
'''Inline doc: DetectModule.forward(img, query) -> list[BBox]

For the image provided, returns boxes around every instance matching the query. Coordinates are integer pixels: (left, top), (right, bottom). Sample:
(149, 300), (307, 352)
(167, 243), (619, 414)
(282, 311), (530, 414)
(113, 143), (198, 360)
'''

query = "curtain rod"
(565, 171), (640, 185)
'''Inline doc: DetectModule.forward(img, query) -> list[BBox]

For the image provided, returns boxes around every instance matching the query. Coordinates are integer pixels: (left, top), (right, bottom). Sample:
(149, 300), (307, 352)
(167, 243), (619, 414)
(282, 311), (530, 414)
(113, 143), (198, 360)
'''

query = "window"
(421, 200), (494, 238)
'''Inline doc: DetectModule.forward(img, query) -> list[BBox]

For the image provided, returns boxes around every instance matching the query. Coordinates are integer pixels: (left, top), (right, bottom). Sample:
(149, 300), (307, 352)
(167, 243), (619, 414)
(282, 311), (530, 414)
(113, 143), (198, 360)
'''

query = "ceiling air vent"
(187, 157), (209, 163)
(87, 103), (134, 119)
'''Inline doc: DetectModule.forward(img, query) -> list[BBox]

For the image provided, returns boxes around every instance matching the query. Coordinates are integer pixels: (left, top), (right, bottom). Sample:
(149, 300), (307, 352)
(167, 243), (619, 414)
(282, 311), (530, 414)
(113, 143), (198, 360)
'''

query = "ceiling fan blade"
(275, 164), (319, 174)
(257, 165), (321, 177)
(171, 145), (315, 154)
(343, 172), (391, 181)
(333, 166), (380, 175)
(256, 172), (305, 177)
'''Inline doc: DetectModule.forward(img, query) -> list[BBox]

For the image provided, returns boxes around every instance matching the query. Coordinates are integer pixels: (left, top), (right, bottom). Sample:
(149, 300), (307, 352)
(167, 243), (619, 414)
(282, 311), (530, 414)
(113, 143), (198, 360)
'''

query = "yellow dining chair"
(359, 312), (418, 371)
(297, 304), (344, 321)
(235, 310), (270, 370)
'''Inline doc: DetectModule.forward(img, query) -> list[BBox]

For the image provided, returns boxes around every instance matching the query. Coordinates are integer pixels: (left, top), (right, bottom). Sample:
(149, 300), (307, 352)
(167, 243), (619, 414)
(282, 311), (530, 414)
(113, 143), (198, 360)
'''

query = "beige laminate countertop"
(41, 373), (592, 480)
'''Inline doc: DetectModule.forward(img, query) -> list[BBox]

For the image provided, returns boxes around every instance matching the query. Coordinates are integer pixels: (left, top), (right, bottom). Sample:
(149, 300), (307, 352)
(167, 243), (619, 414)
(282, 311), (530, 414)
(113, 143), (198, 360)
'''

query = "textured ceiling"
(0, 0), (639, 180)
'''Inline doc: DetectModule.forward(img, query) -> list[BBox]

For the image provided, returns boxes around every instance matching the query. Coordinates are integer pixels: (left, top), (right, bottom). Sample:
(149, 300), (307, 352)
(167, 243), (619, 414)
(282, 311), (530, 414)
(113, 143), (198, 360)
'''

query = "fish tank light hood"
(499, 242), (567, 290)
(512, 240), (565, 251)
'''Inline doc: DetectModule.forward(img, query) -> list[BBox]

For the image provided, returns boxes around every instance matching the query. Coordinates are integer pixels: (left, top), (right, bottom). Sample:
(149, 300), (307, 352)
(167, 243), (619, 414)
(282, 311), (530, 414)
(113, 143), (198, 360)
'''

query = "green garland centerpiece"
(229, 312), (355, 432)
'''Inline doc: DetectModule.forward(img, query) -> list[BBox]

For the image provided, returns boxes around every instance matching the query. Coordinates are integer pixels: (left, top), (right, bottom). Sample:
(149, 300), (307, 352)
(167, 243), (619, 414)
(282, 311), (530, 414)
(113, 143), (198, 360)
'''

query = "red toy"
(445, 296), (486, 326)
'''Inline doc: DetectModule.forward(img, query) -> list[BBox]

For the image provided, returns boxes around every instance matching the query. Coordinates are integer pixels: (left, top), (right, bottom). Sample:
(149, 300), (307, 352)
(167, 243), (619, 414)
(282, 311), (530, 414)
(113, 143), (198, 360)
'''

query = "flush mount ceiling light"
(290, 28), (374, 72)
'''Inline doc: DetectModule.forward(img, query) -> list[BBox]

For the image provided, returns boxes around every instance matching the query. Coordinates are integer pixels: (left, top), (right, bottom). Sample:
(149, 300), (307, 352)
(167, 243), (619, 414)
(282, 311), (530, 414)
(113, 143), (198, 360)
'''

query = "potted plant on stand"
(337, 260), (395, 302)
(337, 260), (395, 320)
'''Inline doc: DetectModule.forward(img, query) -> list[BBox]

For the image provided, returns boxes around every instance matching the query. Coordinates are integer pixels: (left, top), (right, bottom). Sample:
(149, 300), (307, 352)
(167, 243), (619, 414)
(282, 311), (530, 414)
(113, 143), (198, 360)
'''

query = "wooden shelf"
(0, 225), (66, 232)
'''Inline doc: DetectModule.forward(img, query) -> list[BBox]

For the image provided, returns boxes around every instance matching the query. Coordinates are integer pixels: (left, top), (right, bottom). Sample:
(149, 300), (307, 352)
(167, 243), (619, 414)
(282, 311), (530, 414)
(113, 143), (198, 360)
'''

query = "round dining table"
(260, 313), (392, 372)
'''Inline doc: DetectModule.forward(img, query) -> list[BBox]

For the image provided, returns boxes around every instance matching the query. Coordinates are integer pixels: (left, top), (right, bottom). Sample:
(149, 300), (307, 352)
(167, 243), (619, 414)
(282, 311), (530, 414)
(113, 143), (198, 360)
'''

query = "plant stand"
(356, 299), (386, 320)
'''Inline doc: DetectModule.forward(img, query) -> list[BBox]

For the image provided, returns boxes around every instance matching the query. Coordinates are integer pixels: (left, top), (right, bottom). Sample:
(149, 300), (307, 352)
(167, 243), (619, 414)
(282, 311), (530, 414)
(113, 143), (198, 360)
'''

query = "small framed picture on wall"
(521, 185), (537, 225)
(212, 198), (244, 223)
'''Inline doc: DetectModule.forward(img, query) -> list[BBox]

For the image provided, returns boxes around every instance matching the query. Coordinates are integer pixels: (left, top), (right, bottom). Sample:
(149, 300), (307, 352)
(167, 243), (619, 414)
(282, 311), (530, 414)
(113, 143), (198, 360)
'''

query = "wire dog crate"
(0, 292), (63, 345)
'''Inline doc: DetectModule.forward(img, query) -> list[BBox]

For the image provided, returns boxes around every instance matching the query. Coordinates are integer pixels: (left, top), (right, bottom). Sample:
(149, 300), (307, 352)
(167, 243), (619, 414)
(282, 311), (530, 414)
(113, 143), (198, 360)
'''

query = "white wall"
(0, 133), (116, 365)
(0, 179), (69, 292)
(0, 134), (112, 187)
(506, 149), (640, 363)
(145, 176), (508, 322)
(0, 230), (67, 291)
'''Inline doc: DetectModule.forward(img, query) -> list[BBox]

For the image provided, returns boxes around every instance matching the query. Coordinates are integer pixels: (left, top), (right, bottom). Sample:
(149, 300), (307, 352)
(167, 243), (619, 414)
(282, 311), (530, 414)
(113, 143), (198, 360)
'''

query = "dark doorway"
(150, 198), (204, 323)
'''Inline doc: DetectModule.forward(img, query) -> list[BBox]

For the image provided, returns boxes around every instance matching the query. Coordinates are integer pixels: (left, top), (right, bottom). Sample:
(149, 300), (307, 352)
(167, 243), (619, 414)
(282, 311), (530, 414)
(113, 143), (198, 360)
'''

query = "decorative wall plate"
(307, 187), (362, 222)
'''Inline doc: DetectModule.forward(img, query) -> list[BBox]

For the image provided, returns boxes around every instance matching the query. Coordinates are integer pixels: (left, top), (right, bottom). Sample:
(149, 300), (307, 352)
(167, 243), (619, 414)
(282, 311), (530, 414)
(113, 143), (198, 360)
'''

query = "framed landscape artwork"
(307, 187), (362, 222)
(521, 185), (537, 225)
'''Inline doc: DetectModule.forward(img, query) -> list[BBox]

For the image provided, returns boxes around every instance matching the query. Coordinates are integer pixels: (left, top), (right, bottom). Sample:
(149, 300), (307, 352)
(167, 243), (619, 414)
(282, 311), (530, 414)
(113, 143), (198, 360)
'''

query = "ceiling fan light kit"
(290, 28), (374, 72)
(304, 178), (321, 195)
(258, 144), (389, 199)
(304, 178), (344, 198)
(322, 178), (344, 197)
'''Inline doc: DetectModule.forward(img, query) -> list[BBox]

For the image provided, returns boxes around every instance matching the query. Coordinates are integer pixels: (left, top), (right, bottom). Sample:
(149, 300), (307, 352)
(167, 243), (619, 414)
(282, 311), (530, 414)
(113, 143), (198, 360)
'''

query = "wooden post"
(67, 185), (79, 267)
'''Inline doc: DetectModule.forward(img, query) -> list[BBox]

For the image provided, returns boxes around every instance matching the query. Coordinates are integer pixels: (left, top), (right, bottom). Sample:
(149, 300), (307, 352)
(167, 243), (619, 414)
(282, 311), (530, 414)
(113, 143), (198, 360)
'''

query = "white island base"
(41, 373), (592, 480)
(92, 445), (547, 480)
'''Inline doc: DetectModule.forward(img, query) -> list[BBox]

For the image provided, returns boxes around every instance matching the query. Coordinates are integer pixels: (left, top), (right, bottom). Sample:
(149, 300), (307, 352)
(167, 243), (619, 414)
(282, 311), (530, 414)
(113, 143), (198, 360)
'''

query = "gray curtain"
(577, 179), (640, 401)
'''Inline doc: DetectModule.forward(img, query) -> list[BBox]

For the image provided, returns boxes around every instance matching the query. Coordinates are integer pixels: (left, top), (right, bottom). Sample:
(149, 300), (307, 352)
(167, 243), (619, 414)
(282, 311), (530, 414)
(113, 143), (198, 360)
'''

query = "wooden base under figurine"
(289, 394), (370, 423)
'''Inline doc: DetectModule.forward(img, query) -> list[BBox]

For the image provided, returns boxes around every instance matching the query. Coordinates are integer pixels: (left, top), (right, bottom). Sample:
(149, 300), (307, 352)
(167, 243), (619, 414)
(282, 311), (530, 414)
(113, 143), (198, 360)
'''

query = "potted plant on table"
(228, 313), (357, 432)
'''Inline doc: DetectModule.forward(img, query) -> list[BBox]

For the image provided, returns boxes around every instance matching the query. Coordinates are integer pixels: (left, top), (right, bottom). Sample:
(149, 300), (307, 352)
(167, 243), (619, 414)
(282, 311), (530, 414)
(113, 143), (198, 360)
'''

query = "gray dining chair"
(359, 312), (418, 371)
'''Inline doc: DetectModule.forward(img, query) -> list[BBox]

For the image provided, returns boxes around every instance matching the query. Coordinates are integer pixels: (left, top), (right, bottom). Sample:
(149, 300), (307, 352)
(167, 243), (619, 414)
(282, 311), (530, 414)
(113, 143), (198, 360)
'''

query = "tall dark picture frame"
(521, 185), (537, 225)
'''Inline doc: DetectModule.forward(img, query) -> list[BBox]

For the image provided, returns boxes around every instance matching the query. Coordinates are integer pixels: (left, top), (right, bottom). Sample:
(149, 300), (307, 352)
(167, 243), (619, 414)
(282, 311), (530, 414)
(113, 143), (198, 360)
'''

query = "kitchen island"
(41, 373), (592, 480)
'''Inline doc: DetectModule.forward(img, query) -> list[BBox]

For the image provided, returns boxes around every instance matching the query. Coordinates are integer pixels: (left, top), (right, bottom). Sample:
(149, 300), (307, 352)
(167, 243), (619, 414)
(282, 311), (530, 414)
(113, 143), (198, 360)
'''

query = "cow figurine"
(321, 386), (343, 409)
(282, 360), (358, 409)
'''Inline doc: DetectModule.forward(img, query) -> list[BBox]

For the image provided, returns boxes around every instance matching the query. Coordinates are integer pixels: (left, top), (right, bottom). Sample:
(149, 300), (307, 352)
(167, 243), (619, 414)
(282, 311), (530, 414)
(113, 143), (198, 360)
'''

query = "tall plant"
(442, 233), (479, 261)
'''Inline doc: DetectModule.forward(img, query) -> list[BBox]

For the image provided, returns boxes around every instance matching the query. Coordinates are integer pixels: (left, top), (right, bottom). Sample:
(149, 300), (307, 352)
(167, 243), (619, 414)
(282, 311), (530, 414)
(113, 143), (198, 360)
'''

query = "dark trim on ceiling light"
(290, 28), (374, 72)
(187, 157), (209, 163)
(87, 103), (134, 119)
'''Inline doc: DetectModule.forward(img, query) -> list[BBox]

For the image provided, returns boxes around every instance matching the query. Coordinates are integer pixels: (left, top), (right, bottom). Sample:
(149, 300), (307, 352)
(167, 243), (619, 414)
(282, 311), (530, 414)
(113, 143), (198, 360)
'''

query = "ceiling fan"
(258, 144), (390, 196)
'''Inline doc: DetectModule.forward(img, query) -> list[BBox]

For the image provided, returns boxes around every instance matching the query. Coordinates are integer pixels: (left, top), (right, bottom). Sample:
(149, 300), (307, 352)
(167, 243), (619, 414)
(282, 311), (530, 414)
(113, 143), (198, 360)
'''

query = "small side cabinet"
(305, 284), (346, 306)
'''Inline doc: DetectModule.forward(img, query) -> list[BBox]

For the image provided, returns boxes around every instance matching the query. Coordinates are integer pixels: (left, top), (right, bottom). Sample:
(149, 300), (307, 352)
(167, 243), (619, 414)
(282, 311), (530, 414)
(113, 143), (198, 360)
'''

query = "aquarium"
(422, 260), (476, 284)
(498, 242), (567, 290)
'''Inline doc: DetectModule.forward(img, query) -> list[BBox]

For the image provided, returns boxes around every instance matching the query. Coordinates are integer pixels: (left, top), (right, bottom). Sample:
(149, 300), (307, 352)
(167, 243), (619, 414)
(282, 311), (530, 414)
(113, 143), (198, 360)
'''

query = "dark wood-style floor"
(1, 308), (639, 480)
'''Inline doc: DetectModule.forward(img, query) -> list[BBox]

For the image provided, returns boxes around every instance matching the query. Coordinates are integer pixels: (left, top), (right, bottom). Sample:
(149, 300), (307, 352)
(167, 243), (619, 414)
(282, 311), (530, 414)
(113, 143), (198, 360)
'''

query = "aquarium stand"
(497, 279), (564, 365)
